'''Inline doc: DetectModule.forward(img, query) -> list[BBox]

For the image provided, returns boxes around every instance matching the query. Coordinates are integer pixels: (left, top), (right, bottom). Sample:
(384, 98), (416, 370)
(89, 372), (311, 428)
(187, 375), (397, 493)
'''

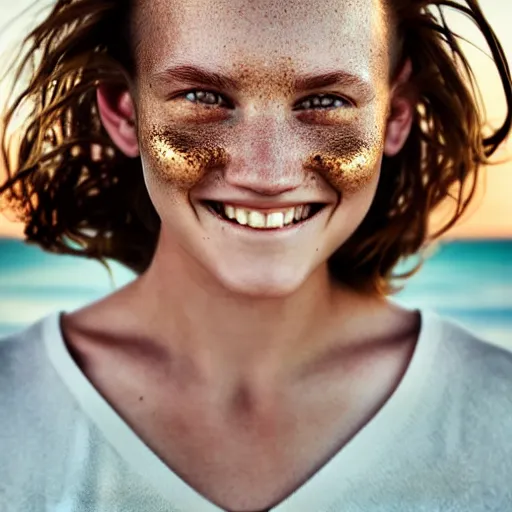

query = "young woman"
(1, 0), (511, 510)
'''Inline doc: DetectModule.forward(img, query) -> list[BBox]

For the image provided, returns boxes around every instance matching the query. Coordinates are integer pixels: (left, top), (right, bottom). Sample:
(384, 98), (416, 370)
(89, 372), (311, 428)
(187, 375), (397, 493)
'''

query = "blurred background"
(0, 1), (510, 347)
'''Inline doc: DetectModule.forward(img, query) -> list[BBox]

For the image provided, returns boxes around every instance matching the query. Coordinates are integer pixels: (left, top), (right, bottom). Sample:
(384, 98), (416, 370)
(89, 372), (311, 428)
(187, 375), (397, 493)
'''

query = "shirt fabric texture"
(0, 309), (511, 512)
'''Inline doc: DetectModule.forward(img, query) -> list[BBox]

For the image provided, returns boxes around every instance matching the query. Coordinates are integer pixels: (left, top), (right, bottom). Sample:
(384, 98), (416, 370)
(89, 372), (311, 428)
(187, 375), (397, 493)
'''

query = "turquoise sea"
(0, 238), (510, 349)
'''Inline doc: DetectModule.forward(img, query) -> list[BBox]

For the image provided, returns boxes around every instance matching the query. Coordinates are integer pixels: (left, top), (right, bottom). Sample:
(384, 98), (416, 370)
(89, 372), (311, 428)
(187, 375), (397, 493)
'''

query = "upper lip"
(200, 199), (327, 211)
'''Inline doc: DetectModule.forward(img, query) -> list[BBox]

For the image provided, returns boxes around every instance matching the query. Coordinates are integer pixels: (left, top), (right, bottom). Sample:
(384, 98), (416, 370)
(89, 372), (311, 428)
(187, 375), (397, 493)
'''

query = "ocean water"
(0, 238), (510, 349)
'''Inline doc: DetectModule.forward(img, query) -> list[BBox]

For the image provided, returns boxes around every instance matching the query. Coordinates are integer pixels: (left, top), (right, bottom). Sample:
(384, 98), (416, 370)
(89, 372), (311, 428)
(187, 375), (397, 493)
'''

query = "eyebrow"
(152, 65), (240, 91)
(151, 65), (373, 95)
(294, 71), (373, 96)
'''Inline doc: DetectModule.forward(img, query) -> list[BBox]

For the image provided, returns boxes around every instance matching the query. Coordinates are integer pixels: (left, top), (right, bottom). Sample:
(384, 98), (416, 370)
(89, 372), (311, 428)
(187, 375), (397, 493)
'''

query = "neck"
(128, 237), (383, 394)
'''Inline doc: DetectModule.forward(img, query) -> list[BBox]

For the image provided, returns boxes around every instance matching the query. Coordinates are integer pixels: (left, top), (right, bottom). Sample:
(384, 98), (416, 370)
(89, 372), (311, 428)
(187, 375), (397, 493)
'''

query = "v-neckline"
(43, 308), (441, 512)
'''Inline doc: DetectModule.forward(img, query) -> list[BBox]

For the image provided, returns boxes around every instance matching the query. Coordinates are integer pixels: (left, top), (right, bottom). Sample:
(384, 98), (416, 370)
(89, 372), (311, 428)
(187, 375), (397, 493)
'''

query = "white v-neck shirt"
(1, 309), (512, 511)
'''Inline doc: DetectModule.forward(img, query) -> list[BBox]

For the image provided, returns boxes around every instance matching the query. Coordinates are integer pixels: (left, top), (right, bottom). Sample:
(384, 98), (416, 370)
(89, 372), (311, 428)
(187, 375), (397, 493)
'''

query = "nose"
(224, 116), (306, 196)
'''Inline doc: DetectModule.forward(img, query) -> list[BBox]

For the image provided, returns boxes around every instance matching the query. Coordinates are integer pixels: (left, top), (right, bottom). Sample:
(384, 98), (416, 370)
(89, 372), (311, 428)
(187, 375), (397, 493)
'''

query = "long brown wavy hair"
(0, 0), (510, 294)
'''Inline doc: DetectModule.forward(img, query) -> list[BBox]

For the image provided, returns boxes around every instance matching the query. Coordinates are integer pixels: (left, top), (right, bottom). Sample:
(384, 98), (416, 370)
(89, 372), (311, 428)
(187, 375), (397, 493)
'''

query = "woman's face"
(127, 0), (407, 296)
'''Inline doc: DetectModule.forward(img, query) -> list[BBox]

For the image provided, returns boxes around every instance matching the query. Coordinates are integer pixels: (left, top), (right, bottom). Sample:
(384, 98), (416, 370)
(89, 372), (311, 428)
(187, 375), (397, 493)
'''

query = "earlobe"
(96, 85), (140, 158)
(384, 59), (415, 157)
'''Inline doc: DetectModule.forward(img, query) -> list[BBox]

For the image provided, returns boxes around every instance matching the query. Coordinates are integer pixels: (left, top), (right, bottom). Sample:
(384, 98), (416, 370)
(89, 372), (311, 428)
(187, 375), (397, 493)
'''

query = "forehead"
(134, 0), (391, 79)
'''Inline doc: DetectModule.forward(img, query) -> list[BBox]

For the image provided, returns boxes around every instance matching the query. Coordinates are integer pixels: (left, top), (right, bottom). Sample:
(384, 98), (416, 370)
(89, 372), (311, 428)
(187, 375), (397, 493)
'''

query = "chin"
(213, 261), (312, 299)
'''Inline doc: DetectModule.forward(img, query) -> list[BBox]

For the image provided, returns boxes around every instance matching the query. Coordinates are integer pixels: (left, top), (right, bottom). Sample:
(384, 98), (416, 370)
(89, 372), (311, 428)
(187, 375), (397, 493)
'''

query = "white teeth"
(214, 203), (316, 229)
(224, 205), (236, 219)
(248, 210), (266, 228)
(266, 212), (284, 229)
(284, 208), (295, 225)
(235, 208), (248, 225)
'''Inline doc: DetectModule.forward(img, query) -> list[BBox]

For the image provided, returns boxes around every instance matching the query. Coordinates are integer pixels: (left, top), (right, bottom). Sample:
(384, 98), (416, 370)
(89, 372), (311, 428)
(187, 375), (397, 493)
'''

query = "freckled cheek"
(304, 132), (385, 195)
(140, 127), (230, 190)
(139, 121), (384, 196)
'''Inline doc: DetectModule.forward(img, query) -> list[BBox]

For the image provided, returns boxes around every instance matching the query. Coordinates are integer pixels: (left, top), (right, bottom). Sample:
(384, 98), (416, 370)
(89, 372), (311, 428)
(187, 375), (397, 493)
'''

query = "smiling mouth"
(203, 201), (326, 229)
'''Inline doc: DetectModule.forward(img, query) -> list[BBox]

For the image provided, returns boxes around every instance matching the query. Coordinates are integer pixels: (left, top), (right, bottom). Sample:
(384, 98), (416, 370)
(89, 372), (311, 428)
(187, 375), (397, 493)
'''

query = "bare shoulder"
(328, 293), (421, 349)
(61, 279), (145, 349)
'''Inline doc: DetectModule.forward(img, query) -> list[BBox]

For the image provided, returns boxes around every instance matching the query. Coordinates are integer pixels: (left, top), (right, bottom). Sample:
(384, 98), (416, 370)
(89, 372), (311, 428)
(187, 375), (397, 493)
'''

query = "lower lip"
(202, 204), (328, 236)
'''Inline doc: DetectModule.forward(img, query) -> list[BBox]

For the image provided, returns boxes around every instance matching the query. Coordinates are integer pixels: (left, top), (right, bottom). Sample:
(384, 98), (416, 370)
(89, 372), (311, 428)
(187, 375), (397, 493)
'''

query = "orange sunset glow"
(0, 1), (511, 239)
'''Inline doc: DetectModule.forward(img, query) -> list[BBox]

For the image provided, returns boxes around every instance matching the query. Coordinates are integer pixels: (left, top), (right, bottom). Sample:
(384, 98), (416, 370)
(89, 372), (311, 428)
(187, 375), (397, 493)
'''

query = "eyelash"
(182, 90), (349, 110)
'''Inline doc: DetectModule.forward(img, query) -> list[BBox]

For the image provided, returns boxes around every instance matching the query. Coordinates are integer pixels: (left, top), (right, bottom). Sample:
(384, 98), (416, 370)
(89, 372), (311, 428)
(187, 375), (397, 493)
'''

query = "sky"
(0, 0), (511, 239)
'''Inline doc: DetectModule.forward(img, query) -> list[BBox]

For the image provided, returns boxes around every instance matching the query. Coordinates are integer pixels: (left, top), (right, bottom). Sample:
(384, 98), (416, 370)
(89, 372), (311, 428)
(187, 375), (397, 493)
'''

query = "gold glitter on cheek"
(304, 132), (383, 195)
(145, 127), (230, 189)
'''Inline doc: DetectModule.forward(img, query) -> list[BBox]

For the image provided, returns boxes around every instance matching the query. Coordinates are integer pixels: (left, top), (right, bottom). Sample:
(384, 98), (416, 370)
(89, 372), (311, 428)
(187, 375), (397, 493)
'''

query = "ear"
(96, 85), (140, 158)
(384, 59), (415, 157)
